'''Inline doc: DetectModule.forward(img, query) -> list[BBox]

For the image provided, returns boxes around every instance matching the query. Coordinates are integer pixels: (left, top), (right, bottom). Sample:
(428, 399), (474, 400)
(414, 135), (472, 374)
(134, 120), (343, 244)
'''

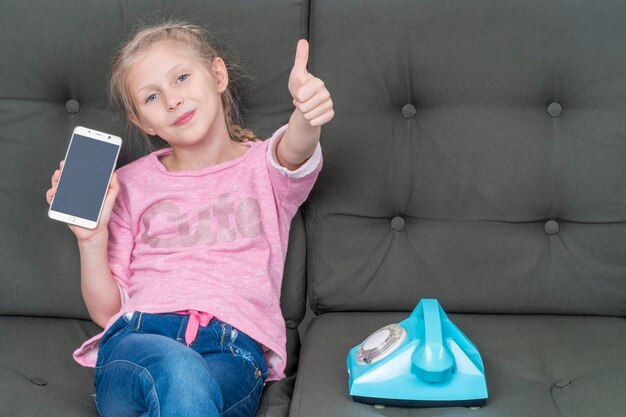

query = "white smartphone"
(48, 126), (122, 229)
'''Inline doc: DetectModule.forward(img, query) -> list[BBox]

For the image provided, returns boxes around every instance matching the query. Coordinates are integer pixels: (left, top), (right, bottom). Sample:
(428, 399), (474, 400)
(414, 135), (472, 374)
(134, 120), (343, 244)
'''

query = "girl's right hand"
(46, 160), (120, 242)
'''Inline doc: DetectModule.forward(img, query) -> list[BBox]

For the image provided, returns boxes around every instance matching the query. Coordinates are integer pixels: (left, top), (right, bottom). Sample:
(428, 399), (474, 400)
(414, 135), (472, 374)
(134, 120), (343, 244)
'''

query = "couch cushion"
(306, 0), (626, 316)
(290, 312), (626, 417)
(0, 317), (101, 417)
(0, 316), (301, 417)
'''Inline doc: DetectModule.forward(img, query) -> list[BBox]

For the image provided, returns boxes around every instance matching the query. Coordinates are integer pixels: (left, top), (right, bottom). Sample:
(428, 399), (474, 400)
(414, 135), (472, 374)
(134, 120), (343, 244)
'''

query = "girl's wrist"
(76, 231), (109, 251)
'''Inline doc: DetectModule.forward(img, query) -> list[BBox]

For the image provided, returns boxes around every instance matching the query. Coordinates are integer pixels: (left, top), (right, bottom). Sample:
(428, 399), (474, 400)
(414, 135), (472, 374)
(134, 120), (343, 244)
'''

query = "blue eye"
(177, 74), (189, 82)
(146, 93), (157, 103)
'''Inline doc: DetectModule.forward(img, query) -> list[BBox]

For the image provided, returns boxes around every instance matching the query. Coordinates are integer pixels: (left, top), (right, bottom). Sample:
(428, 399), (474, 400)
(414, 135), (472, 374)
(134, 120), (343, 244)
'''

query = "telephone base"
(347, 299), (488, 408)
(352, 396), (487, 408)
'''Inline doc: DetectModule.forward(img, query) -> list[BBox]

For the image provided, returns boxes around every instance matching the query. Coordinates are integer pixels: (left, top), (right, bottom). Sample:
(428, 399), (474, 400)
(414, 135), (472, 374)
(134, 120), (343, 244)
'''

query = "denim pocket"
(227, 329), (268, 382)
(95, 312), (135, 367)
(222, 334), (268, 417)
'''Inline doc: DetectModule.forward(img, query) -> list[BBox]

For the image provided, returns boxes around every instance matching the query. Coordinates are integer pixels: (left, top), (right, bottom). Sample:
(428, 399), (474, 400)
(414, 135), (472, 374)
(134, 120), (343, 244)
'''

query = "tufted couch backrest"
(0, 0), (309, 359)
(305, 0), (626, 316)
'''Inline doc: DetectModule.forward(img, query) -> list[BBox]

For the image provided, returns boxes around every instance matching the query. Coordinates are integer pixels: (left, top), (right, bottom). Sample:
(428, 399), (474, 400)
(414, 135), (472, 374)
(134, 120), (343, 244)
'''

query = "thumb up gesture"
(288, 40), (334, 127)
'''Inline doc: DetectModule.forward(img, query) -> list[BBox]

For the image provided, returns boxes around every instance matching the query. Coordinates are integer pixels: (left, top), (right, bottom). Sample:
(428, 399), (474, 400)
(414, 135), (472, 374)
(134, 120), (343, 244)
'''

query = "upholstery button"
(391, 216), (406, 231)
(29, 377), (47, 386)
(65, 99), (80, 114)
(547, 102), (563, 118)
(401, 104), (416, 119)
(544, 220), (560, 235)
(554, 378), (571, 388)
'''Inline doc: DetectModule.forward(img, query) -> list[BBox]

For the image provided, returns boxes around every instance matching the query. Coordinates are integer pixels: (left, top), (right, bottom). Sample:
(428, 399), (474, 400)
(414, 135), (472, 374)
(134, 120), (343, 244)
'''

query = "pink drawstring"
(176, 310), (213, 346)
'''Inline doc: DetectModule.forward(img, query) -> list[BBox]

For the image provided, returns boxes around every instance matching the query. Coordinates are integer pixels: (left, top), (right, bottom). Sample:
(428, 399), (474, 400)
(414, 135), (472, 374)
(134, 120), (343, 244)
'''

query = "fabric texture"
(0, 316), (299, 417)
(74, 125), (323, 381)
(0, 317), (102, 417)
(94, 312), (268, 417)
(305, 0), (626, 316)
(291, 312), (626, 417)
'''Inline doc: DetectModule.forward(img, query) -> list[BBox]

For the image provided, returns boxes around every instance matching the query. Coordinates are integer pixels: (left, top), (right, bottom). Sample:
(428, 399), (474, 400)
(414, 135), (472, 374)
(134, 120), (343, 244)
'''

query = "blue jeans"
(94, 312), (268, 417)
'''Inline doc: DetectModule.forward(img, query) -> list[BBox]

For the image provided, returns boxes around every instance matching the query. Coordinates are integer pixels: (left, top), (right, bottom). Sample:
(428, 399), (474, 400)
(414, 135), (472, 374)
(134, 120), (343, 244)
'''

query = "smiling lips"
(173, 110), (196, 127)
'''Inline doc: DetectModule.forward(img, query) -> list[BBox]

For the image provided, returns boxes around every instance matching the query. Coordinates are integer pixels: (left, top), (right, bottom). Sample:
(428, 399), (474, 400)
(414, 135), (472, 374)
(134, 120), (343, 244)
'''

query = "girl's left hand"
(288, 39), (334, 127)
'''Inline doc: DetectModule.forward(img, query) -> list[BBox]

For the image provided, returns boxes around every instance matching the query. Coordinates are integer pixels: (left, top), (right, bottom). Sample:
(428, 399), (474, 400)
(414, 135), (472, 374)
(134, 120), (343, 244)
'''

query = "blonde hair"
(109, 22), (258, 145)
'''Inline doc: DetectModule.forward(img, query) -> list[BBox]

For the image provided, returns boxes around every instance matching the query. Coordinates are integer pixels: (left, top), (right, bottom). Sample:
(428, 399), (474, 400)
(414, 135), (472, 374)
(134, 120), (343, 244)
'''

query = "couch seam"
(290, 330), (308, 417)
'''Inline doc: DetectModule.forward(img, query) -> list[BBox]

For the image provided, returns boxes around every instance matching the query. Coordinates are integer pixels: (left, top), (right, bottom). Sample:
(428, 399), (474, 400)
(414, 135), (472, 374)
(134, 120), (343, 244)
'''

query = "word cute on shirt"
(140, 193), (263, 248)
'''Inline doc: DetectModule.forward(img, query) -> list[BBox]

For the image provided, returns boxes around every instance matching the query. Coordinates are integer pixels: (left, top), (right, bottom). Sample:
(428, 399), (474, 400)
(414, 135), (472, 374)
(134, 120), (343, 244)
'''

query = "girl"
(45, 22), (333, 417)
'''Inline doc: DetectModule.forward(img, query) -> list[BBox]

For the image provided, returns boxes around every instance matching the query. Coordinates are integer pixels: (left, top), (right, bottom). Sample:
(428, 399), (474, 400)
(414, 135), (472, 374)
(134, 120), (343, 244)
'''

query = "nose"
(166, 93), (183, 111)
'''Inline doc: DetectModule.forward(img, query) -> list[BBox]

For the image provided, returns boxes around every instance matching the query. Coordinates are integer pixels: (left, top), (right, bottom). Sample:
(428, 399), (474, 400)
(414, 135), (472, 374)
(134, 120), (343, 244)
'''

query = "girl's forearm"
(77, 233), (121, 328)
(277, 110), (321, 170)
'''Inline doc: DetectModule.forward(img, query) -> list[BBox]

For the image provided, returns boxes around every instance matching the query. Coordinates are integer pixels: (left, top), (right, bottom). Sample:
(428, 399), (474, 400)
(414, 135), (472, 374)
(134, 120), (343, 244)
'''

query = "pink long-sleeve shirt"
(73, 125), (322, 381)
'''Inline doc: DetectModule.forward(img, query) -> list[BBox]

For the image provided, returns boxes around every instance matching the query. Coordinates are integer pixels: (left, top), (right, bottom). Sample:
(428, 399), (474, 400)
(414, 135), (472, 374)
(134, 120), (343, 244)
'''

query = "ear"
(212, 57), (229, 93)
(129, 112), (156, 136)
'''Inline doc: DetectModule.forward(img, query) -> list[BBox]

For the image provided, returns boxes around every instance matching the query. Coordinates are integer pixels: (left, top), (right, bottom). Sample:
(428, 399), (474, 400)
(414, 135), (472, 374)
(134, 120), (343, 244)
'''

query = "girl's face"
(126, 41), (229, 148)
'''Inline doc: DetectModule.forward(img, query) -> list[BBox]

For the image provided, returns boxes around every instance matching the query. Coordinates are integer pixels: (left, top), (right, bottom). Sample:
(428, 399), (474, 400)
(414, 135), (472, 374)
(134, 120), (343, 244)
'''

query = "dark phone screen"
(50, 134), (120, 222)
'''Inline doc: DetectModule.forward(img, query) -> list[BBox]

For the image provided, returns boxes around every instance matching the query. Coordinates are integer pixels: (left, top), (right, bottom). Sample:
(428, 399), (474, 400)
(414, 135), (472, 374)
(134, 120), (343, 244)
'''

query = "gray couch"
(1, 1), (624, 417)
